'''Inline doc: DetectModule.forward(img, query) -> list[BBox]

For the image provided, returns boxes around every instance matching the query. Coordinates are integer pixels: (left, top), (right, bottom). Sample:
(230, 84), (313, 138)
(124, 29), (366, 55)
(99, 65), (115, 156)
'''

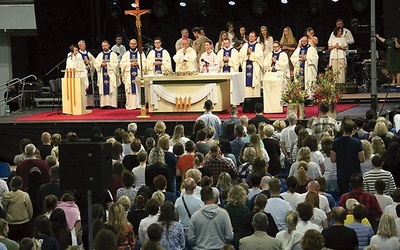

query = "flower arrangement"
(281, 70), (307, 103)
(312, 67), (344, 104)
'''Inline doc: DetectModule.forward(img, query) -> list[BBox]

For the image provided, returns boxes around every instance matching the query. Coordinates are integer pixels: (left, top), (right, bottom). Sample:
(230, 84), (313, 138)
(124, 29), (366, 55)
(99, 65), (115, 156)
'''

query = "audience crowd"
(4, 101), (400, 250)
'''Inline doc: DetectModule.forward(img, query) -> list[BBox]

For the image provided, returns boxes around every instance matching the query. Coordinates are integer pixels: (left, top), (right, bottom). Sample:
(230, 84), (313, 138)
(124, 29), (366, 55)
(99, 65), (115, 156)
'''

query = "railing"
(0, 75), (37, 115)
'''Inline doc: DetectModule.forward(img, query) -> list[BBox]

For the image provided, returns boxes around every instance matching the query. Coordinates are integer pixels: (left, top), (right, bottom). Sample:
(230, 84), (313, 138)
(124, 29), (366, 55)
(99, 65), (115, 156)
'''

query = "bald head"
(260, 176), (272, 190)
(185, 178), (196, 193)
(25, 143), (37, 157)
(307, 180), (320, 192)
(332, 206), (347, 224)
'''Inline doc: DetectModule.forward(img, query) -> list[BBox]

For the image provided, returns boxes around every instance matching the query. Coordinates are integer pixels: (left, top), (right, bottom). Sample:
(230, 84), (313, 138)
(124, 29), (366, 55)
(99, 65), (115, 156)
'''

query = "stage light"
(252, 0), (267, 16)
(281, 0), (288, 4)
(110, 0), (122, 21)
(131, 2), (136, 8)
(228, 1), (236, 6)
(179, 1), (186, 7)
(332, 0), (339, 2)
(153, 0), (168, 17)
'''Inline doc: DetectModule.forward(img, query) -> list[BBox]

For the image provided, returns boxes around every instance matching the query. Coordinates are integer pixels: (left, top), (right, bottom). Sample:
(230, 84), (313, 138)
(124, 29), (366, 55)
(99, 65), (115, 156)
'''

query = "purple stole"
(102, 51), (111, 95)
(222, 48), (233, 72)
(246, 42), (257, 87)
(271, 50), (283, 72)
(154, 49), (164, 73)
(299, 44), (310, 83)
(129, 49), (139, 94)
(79, 51), (93, 94)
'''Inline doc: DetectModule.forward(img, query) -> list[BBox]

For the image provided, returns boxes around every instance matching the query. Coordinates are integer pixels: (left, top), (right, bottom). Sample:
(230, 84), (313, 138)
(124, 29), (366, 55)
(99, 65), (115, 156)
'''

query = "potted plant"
(281, 70), (307, 119)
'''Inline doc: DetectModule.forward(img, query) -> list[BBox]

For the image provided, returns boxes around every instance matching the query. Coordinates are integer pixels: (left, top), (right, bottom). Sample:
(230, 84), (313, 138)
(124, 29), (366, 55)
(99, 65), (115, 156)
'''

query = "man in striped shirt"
(363, 154), (396, 195)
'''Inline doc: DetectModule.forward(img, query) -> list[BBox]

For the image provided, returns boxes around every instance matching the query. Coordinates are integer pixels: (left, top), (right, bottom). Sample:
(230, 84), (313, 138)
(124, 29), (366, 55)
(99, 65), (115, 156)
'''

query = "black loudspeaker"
(59, 142), (112, 190)
(242, 97), (263, 113)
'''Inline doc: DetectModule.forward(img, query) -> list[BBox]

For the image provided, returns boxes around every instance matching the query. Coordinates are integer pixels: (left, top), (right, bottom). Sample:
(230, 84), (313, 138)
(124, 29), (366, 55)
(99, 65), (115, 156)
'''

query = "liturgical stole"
(129, 49), (139, 94)
(246, 42), (258, 87)
(79, 51), (93, 94)
(154, 49), (164, 73)
(299, 44), (310, 83)
(271, 50), (283, 72)
(102, 51), (111, 95)
(222, 48), (232, 73)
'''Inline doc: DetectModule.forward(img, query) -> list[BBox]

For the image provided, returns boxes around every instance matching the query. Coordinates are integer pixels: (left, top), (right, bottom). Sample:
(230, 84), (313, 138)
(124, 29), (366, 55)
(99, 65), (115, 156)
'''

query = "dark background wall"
(9, 0), (392, 84)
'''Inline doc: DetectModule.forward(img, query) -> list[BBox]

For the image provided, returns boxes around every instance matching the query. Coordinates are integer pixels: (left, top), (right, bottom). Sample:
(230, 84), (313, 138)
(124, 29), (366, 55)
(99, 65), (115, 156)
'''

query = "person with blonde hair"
(250, 134), (270, 164)
(370, 213), (400, 249)
(223, 185), (248, 249)
(296, 161), (310, 193)
(280, 27), (297, 72)
(180, 168), (203, 197)
(170, 124), (189, 149)
(276, 211), (303, 250)
(106, 203), (136, 249)
(215, 31), (229, 52)
(320, 135), (337, 192)
(145, 147), (173, 193)
(0, 218), (19, 250)
(238, 147), (256, 182)
(217, 172), (233, 191)
(289, 146), (321, 179)
(258, 25), (274, 57)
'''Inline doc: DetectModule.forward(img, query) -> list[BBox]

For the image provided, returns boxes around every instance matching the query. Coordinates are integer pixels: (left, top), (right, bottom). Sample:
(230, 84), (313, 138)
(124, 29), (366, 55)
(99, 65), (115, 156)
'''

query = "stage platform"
(0, 92), (398, 165)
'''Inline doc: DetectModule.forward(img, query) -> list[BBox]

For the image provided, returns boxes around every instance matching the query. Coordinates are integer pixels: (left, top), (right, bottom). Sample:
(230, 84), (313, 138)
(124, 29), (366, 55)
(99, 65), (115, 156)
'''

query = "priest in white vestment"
(239, 31), (264, 97)
(95, 40), (119, 108)
(217, 37), (240, 73)
(291, 36), (319, 98)
(199, 41), (219, 73)
(66, 44), (89, 88)
(173, 38), (197, 72)
(120, 39), (146, 110)
(78, 40), (96, 107)
(146, 37), (172, 74)
(263, 41), (289, 113)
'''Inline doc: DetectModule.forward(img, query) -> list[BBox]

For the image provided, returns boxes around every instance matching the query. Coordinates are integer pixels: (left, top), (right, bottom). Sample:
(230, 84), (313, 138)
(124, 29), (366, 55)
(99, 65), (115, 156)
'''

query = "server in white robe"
(78, 40), (96, 108)
(120, 39), (146, 110)
(199, 41), (219, 73)
(239, 31), (264, 97)
(173, 38), (197, 72)
(66, 44), (89, 101)
(328, 27), (347, 83)
(217, 37), (240, 73)
(291, 36), (319, 98)
(263, 41), (289, 113)
(146, 37), (172, 75)
(95, 40), (119, 108)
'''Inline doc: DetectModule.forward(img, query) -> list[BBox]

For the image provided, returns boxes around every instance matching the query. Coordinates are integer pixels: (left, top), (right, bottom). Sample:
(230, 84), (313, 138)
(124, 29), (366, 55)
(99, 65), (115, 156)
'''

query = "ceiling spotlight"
(179, 1), (186, 7)
(281, 0), (288, 4)
(131, 2), (137, 8)
(332, 0), (339, 2)
(228, 1), (236, 5)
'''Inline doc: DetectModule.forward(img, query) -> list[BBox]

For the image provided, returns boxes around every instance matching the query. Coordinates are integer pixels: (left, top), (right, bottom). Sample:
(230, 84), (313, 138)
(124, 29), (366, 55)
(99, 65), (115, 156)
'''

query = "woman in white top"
(257, 26), (273, 58)
(295, 202), (320, 233)
(305, 191), (328, 231)
(303, 135), (325, 175)
(276, 211), (304, 250)
(170, 124), (189, 152)
(304, 27), (319, 48)
(214, 31), (228, 53)
(250, 134), (270, 165)
(289, 147), (321, 179)
(320, 135), (338, 192)
(328, 26), (347, 83)
(132, 150), (147, 191)
(370, 213), (400, 249)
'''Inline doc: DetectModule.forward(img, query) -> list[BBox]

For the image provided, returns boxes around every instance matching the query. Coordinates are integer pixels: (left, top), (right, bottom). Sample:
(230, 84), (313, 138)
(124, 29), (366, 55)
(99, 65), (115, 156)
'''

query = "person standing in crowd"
(173, 38), (197, 72)
(328, 26), (348, 84)
(375, 34), (400, 85)
(95, 40), (119, 109)
(291, 36), (319, 99)
(111, 34), (126, 62)
(77, 40), (96, 108)
(146, 37), (172, 75)
(175, 28), (193, 51)
(239, 31), (264, 98)
(217, 37), (240, 73)
(329, 19), (355, 46)
(120, 38), (146, 110)
(192, 27), (211, 66)
(304, 27), (319, 48)
(199, 40), (219, 73)
(196, 100), (221, 140)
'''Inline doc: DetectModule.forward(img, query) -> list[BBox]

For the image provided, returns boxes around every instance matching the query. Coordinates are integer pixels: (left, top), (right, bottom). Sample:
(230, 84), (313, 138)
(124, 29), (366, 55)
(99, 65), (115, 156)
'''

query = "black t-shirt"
(322, 225), (358, 250)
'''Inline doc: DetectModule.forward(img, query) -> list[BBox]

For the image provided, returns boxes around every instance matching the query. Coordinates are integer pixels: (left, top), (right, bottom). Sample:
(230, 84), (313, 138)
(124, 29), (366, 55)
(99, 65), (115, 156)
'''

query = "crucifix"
(125, 0), (151, 118)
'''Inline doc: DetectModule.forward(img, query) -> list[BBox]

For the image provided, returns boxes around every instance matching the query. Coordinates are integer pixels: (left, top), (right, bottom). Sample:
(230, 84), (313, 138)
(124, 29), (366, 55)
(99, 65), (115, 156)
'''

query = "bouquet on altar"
(312, 66), (344, 104)
(281, 69), (307, 104)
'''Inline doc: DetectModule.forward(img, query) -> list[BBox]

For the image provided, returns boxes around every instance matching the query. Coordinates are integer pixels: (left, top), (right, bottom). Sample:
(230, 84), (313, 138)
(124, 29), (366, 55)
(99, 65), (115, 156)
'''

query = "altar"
(145, 72), (245, 113)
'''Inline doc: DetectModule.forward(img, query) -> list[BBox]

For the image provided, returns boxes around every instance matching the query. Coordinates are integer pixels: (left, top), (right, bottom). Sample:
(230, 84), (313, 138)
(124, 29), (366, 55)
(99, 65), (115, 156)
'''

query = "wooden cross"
(125, 0), (151, 118)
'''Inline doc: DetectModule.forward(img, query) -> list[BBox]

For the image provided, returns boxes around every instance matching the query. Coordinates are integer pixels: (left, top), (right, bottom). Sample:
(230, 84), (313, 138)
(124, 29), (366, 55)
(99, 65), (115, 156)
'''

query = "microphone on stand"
(201, 58), (209, 64)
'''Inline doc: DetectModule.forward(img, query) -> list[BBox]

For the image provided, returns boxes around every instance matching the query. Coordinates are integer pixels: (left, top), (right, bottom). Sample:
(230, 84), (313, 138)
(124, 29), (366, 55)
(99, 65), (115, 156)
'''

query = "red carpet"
(14, 103), (358, 122)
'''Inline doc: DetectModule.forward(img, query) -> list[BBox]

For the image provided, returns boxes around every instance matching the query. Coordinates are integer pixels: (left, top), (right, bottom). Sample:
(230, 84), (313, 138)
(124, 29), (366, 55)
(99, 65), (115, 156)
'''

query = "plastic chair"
(0, 162), (11, 180)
